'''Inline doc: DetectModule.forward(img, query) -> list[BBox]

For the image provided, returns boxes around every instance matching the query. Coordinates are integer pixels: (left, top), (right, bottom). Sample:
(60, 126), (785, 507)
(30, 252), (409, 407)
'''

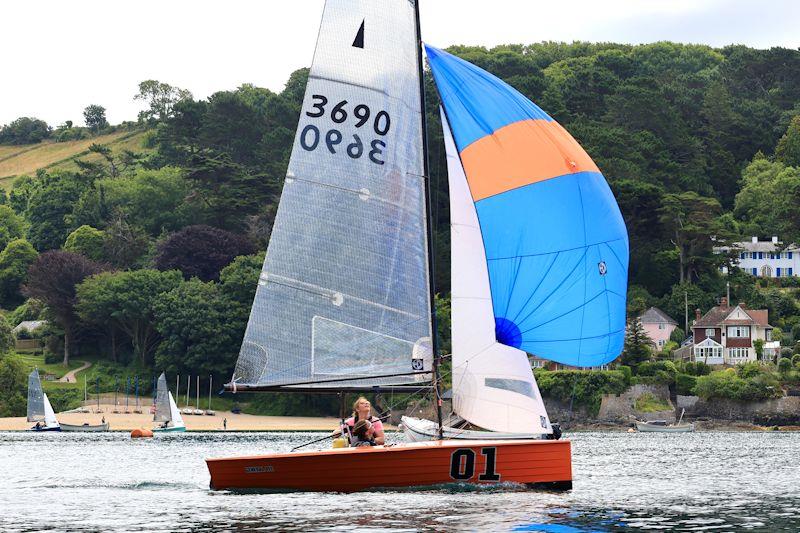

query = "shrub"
(778, 357), (793, 375)
(675, 373), (697, 396)
(535, 369), (628, 415)
(635, 360), (678, 385)
(792, 354), (800, 369)
(0, 356), (27, 416)
(695, 369), (782, 401)
(634, 392), (672, 412)
(44, 386), (82, 413)
(44, 352), (61, 364)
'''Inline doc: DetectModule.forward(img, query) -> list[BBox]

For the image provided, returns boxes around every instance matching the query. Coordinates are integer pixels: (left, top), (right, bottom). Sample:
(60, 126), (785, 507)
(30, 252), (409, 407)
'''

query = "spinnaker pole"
(414, 0), (444, 440)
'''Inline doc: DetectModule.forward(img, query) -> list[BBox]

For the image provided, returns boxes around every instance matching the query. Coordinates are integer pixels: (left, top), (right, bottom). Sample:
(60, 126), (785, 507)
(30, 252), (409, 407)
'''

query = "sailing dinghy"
(207, 0), (626, 492)
(153, 373), (186, 432)
(28, 369), (61, 432)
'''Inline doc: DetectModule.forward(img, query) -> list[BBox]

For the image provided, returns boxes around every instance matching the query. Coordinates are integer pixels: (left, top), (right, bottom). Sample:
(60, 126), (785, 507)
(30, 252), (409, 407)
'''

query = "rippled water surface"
(1, 430), (798, 531)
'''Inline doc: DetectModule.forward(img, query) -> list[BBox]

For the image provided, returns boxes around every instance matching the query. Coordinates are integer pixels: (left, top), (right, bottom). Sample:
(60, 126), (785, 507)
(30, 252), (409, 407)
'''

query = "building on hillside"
(529, 357), (609, 371)
(717, 236), (799, 277)
(638, 307), (678, 350)
(12, 320), (47, 353)
(690, 298), (773, 365)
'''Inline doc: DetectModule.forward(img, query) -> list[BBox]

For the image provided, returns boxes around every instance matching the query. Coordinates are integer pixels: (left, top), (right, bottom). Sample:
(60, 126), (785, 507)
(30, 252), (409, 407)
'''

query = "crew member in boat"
(351, 419), (376, 447)
(343, 397), (385, 445)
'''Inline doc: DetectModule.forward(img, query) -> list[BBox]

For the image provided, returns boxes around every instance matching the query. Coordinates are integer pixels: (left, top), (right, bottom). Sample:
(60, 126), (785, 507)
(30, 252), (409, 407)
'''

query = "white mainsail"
(154, 373), (184, 429)
(443, 109), (551, 435)
(42, 393), (60, 429)
(233, 0), (432, 389)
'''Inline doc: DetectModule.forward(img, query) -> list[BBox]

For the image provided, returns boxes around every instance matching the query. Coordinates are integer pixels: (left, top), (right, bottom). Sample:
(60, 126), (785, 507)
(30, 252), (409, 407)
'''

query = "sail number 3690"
(301, 95), (390, 165)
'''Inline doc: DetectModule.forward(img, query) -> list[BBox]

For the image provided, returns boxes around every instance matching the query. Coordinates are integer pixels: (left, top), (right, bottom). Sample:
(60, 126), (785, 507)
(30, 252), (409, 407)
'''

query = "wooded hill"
(0, 41), (799, 403)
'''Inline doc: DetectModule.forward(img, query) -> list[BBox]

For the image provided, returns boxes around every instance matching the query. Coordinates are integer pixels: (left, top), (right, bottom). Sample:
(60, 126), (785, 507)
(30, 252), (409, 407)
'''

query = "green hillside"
(0, 130), (151, 189)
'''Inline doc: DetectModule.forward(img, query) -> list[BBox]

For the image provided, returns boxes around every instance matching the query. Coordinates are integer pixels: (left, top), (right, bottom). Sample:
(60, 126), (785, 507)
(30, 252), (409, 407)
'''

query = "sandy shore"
(0, 408), (349, 432)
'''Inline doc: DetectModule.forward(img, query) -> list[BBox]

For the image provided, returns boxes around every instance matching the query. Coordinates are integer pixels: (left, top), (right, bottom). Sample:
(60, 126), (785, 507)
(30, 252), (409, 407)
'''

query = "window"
(658, 339), (665, 347)
(789, 268), (794, 276)
(777, 268), (782, 277)
(658, 323), (665, 330)
(705, 328), (715, 337)
(485, 378), (536, 399)
(769, 253), (775, 259)
(727, 347), (749, 359)
(789, 252), (794, 259)
(752, 268), (758, 275)
(758, 252), (764, 259)
(766, 330), (772, 341)
(727, 326), (750, 338)
(740, 252), (746, 260)
(530, 359), (544, 369)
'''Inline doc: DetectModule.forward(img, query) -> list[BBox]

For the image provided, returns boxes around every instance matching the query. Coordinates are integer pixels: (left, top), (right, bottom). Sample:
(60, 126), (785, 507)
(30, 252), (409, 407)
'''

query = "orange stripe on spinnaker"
(460, 119), (599, 202)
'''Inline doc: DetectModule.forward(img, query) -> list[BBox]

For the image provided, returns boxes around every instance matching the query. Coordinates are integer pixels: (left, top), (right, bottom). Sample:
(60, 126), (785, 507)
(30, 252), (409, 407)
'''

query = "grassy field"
(0, 130), (151, 189)
(12, 352), (82, 380)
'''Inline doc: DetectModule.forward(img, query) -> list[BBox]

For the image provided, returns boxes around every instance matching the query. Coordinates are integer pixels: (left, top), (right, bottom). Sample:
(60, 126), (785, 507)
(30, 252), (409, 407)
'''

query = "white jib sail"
(42, 393), (60, 429)
(443, 108), (551, 435)
(233, 0), (432, 388)
(168, 392), (185, 428)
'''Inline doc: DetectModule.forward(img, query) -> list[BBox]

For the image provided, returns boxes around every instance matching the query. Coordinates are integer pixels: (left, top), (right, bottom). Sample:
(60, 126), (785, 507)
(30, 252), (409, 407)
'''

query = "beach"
(0, 408), (346, 432)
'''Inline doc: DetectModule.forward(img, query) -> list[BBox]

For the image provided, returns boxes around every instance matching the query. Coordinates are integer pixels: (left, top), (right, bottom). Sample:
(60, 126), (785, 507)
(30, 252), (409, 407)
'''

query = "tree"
(778, 357), (792, 375)
(23, 251), (106, 366)
(0, 315), (13, 356)
(658, 192), (728, 284)
(71, 167), (202, 236)
(24, 171), (88, 251)
(620, 318), (653, 370)
(101, 214), (151, 269)
(0, 239), (38, 307)
(155, 225), (255, 281)
(753, 338), (765, 361)
(0, 117), (51, 144)
(0, 205), (27, 251)
(134, 80), (192, 123)
(734, 158), (800, 243)
(153, 279), (243, 377)
(775, 115), (800, 167)
(83, 105), (109, 132)
(76, 269), (182, 364)
(219, 252), (265, 306)
(64, 225), (105, 261)
(0, 356), (27, 416)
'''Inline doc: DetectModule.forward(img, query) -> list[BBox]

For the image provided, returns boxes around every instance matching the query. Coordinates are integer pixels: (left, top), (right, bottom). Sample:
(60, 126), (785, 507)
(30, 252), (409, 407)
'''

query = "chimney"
(751, 236), (758, 243)
(772, 236), (778, 244)
(720, 297), (728, 308)
(695, 308), (701, 321)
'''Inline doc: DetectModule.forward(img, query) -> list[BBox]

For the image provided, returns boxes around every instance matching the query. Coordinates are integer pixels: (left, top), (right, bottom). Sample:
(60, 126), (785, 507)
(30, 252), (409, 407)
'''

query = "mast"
(414, 0), (444, 440)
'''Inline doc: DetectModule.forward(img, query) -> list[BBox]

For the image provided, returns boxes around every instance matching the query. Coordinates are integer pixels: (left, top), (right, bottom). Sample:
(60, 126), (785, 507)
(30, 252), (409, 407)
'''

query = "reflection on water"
(0, 431), (798, 531)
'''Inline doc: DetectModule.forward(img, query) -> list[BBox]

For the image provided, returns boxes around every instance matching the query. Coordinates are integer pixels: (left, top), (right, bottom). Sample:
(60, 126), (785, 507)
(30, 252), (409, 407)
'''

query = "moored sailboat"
(207, 0), (626, 492)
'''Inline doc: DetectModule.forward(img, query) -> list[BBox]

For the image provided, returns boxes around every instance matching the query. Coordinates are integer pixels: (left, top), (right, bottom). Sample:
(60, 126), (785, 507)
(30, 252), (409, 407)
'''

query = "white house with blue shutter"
(718, 236), (799, 278)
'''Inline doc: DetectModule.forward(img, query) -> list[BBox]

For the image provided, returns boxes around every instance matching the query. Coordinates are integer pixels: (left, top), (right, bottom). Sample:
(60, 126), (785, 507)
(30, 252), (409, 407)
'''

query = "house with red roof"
(691, 298), (773, 365)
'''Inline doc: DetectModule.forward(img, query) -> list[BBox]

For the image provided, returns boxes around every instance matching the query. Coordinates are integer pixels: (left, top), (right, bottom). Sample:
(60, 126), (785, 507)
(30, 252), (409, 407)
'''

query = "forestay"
(443, 109), (551, 434)
(427, 45), (629, 368)
(27, 369), (45, 422)
(233, 0), (432, 388)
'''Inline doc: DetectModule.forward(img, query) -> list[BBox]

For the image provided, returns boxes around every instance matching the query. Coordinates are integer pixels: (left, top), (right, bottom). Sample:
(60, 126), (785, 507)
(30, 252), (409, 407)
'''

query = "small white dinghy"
(153, 373), (186, 433)
(635, 421), (694, 433)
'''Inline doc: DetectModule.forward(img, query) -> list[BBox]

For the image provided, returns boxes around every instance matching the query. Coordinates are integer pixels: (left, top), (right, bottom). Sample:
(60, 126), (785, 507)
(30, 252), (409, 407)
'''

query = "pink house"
(639, 307), (678, 349)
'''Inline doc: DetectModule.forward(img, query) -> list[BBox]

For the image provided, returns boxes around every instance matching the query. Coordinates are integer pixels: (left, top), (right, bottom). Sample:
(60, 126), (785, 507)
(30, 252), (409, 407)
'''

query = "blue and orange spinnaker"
(427, 45), (629, 367)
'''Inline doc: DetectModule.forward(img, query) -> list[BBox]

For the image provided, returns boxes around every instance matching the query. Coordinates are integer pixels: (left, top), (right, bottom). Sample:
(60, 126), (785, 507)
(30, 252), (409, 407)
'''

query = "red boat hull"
(206, 439), (572, 492)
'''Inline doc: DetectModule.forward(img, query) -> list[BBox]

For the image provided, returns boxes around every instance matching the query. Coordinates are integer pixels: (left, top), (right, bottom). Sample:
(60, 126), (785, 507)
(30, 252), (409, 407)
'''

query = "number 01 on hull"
(206, 440), (572, 492)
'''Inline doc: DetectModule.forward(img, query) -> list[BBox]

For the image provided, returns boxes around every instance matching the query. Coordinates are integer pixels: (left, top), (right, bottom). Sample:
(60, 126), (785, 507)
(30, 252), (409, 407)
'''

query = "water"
(1, 431), (798, 532)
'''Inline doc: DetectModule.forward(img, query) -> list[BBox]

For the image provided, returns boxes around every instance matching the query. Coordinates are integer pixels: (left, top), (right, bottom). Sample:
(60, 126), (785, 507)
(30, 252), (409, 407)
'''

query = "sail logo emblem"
(411, 359), (424, 371)
(598, 261), (607, 276)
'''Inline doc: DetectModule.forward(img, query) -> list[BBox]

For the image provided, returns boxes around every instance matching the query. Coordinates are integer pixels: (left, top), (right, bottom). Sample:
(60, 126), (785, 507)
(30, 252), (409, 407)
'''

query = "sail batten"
(428, 45), (629, 368)
(232, 0), (432, 389)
